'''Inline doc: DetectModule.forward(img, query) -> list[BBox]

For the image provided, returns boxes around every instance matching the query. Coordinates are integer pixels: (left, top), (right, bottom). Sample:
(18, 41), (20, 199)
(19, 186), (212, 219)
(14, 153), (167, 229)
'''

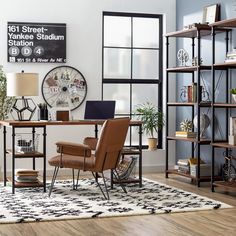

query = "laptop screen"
(84, 100), (116, 120)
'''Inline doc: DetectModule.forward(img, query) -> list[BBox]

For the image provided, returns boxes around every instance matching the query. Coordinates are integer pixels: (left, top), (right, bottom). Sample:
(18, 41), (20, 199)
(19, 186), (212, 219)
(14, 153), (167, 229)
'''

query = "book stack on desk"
(15, 169), (39, 183)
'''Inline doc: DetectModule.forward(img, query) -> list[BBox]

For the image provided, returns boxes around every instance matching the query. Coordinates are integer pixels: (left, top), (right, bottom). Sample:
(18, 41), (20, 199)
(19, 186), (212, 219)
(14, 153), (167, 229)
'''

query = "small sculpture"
(177, 49), (189, 66)
(180, 119), (193, 132)
(180, 86), (188, 102)
(192, 57), (203, 66)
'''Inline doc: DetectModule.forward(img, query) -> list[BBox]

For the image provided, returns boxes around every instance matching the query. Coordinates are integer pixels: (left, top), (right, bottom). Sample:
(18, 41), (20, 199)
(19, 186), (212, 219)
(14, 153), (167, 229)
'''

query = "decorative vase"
(148, 138), (157, 150)
(232, 94), (236, 103)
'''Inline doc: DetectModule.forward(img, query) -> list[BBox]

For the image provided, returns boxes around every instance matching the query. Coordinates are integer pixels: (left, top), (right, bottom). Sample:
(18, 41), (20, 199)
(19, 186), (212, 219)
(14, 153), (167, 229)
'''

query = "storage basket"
(15, 133), (39, 153)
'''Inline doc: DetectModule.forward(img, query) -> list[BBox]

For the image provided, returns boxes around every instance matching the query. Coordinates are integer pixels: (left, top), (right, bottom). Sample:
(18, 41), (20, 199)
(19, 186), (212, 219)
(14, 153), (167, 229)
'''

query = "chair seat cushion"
(48, 154), (96, 170)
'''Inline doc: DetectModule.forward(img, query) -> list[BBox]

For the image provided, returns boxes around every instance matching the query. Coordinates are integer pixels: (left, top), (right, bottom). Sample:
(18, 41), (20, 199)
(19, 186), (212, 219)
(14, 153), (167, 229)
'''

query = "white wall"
(0, 0), (176, 176)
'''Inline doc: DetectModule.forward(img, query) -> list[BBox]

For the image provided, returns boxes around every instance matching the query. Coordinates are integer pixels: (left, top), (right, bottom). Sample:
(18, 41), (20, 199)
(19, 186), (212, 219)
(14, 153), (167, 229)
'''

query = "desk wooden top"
(0, 120), (142, 127)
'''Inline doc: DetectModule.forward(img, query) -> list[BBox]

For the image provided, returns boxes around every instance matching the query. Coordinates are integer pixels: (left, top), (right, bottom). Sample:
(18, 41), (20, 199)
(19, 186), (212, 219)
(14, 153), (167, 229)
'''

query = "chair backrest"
(94, 117), (130, 172)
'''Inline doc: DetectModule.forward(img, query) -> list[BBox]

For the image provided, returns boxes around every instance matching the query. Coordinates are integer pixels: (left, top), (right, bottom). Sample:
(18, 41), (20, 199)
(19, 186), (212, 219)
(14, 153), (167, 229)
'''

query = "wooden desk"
(0, 120), (142, 193)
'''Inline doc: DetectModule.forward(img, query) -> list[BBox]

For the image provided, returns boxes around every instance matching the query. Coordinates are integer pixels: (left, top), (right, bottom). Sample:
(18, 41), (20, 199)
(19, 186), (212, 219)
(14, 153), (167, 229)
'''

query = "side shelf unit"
(165, 25), (212, 186)
(3, 123), (47, 194)
(211, 18), (236, 192)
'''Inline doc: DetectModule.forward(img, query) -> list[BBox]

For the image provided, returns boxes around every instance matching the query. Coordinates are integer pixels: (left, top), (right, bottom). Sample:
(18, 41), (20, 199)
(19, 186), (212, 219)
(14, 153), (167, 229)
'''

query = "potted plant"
(230, 88), (236, 103)
(0, 65), (15, 120)
(135, 102), (164, 150)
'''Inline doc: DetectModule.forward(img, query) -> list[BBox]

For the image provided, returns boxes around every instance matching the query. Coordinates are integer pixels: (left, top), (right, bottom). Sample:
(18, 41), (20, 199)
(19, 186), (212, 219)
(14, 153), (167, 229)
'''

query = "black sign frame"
(7, 22), (66, 63)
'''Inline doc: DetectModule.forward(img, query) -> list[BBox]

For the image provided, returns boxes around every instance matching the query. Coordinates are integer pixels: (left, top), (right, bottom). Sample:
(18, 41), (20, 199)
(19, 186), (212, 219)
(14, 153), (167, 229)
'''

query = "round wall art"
(41, 66), (87, 111)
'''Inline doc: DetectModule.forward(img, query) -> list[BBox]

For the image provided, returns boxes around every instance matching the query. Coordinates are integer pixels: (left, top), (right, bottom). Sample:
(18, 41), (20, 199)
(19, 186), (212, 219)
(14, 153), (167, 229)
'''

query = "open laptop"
(84, 100), (116, 120)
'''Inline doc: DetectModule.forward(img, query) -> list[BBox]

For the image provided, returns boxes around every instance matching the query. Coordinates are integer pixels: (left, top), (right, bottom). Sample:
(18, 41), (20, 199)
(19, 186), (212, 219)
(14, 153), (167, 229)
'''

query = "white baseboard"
(142, 165), (165, 173)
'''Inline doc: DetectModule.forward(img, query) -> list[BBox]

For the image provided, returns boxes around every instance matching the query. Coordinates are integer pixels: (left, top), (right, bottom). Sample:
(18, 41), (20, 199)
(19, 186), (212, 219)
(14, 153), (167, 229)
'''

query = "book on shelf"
(226, 50), (236, 58)
(224, 58), (236, 63)
(15, 169), (39, 176)
(229, 117), (236, 136)
(15, 169), (39, 183)
(175, 131), (197, 138)
(186, 83), (204, 103)
(15, 176), (39, 183)
(178, 166), (190, 174)
(177, 159), (190, 166)
(187, 83), (197, 102)
(187, 85), (193, 102)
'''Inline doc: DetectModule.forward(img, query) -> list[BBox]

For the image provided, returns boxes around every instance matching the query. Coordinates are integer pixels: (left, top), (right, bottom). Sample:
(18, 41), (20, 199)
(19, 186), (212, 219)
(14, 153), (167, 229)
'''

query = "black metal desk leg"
(12, 127), (16, 194)
(3, 126), (6, 186)
(139, 124), (142, 187)
(43, 126), (47, 192)
(32, 127), (36, 170)
(94, 124), (98, 138)
(111, 170), (114, 189)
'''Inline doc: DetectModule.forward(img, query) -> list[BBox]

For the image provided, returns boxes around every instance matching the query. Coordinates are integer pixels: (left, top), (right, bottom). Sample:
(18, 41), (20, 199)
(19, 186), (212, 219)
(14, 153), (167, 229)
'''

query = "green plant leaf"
(134, 102), (164, 138)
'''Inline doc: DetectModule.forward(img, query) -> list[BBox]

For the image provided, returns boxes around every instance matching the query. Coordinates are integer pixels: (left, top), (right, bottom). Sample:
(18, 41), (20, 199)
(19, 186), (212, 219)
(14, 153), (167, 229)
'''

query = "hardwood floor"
(0, 173), (235, 236)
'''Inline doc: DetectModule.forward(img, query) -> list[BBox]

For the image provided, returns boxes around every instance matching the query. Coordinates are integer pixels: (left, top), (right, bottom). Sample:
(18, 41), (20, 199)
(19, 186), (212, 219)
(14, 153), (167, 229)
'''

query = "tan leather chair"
(48, 117), (130, 199)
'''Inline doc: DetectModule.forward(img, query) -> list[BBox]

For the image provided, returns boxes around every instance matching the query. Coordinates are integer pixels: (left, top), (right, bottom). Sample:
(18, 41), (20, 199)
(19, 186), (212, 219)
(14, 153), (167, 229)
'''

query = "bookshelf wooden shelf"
(167, 136), (211, 144)
(211, 142), (236, 149)
(166, 169), (209, 180)
(213, 181), (236, 190)
(167, 102), (211, 107)
(165, 24), (211, 38)
(166, 169), (222, 181)
(6, 149), (44, 158)
(166, 65), (211, 72)
(213, 62), (236, 69)
(212, 103), (236, 108)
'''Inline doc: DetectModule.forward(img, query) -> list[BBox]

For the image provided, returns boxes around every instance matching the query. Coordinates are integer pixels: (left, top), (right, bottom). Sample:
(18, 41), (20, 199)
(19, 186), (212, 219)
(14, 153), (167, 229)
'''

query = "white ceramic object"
(232, 94), (236, 103)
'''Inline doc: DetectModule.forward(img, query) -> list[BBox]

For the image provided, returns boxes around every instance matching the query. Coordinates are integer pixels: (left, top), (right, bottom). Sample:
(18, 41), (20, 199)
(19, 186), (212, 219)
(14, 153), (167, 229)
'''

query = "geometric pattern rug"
(0, 178), (232, 224)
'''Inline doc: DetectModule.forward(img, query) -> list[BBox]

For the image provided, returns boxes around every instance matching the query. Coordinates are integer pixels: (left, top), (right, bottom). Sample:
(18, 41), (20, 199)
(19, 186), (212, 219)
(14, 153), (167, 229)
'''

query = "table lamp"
(7, 71), (39, 121)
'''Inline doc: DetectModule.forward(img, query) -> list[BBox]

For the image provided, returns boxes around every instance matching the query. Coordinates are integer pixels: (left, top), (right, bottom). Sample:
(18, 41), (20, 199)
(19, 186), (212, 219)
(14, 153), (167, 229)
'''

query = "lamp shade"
(7, 72), (39, 96)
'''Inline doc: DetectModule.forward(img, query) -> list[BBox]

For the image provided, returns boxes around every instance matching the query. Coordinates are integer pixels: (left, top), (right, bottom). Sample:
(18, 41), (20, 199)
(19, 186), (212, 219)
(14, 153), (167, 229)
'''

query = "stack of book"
(15, 169), (39, 183)
(225, 50), (236, 63)
(175, 131), (197, 138)
(177, 159), (190, 174)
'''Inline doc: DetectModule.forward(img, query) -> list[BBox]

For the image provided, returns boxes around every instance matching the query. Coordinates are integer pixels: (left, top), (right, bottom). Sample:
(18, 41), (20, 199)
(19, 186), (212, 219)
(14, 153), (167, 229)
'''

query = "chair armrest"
(56, 141), (91, 157)
(83, 137), (98, 150)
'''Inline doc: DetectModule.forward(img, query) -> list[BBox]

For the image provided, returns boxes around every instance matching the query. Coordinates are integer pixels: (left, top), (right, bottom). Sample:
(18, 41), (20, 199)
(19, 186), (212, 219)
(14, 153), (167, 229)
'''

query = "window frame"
(102, 11), (163, 149)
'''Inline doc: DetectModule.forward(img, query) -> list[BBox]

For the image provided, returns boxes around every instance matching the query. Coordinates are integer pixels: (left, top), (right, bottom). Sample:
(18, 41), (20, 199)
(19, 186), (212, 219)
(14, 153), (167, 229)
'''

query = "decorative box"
(190, 164), (218, 177)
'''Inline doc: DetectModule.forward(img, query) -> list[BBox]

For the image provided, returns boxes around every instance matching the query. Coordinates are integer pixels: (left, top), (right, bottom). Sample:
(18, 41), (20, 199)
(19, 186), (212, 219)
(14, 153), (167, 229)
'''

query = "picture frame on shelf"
(202, 4), (220, 24)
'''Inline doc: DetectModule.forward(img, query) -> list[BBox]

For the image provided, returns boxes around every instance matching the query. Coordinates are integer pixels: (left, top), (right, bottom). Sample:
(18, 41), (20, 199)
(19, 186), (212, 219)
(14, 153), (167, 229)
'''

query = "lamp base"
(10, 97), (37, 121)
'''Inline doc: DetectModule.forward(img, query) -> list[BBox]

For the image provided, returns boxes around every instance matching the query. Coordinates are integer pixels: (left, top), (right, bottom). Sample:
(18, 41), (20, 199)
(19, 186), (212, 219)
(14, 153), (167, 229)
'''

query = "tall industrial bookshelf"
(210, 18), (236, 192)
(165, 17), (236, 192)
(165, 24), (213, 186)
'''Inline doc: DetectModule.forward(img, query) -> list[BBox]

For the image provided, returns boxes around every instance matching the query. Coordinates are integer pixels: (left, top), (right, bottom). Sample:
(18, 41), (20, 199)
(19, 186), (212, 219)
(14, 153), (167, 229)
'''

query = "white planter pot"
(232, 94), (236, 103)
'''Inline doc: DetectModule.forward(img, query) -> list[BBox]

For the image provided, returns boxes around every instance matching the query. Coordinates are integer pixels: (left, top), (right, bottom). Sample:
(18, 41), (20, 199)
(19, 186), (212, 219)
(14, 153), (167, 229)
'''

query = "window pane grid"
(102, 12), (163, 149)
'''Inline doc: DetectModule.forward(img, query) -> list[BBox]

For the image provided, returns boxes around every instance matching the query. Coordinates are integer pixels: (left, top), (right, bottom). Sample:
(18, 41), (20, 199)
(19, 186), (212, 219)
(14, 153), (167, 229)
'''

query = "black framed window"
(102, 12), (163, 148)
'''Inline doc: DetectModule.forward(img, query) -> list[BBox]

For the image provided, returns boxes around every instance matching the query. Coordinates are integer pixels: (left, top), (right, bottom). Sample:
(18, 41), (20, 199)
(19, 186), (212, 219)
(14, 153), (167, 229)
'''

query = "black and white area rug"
(0, 178), (232, 223)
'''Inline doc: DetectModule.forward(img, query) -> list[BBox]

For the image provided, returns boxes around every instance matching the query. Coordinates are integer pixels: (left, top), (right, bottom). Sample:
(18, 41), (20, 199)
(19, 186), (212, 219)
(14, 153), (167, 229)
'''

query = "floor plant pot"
(148, 138), (157, 150)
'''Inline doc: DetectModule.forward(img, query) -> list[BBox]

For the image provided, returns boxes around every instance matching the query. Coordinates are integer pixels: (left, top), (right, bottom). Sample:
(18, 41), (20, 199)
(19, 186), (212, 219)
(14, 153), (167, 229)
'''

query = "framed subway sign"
(7, 22), (66, 63)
